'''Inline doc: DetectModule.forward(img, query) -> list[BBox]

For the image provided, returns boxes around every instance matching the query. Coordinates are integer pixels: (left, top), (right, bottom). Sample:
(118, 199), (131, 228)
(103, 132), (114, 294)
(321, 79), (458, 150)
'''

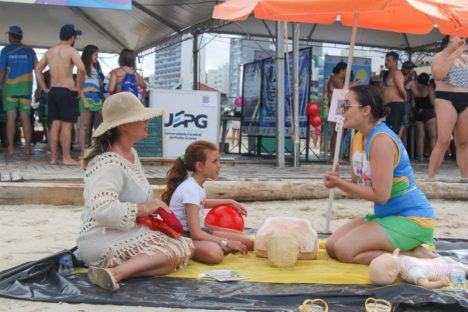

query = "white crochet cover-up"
(77, 149), (193, 268)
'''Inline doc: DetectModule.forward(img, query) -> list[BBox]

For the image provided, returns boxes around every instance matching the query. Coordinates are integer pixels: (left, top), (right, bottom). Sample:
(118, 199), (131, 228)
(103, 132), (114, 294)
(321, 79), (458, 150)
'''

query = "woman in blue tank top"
(108, 48), (147, 98)
(323, 85), (435, 265)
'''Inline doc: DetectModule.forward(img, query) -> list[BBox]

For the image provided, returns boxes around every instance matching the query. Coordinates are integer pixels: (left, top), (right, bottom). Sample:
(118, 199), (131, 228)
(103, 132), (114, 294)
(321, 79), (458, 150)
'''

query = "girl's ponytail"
(162, 157), (188, 205)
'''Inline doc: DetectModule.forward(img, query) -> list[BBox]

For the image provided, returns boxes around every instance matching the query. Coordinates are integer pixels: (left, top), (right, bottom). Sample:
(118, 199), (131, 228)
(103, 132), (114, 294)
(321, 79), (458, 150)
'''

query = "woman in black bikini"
(429, 35), (468, 178)
(413, 73), (436, 162)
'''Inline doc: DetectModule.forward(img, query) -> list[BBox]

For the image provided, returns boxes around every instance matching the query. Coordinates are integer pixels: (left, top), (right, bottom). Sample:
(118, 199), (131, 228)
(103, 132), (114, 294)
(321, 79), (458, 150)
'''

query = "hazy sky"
(203, 34), (231, 70)
(98, 34), (231, 77)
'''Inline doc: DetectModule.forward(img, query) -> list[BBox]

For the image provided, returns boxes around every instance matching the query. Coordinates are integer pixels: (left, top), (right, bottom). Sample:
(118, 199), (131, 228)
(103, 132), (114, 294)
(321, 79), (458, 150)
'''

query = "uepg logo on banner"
(149, 89), (220, 160)
(165, 111), (208, 129)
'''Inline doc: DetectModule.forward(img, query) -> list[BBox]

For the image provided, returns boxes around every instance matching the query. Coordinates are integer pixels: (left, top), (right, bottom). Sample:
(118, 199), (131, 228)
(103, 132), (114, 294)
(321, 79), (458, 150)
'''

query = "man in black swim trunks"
(381, 52), (407, 134)
(35, 25), (85, 165)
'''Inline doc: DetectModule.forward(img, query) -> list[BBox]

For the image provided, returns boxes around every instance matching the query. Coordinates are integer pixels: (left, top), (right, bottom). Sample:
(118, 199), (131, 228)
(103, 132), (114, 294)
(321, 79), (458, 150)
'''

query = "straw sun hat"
(93, 92), (162, 138)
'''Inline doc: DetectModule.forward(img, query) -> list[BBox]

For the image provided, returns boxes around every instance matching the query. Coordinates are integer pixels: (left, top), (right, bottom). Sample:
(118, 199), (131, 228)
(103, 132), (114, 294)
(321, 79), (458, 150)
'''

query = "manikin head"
(267, 232), (300, 268)
(368, 249), (401, 285)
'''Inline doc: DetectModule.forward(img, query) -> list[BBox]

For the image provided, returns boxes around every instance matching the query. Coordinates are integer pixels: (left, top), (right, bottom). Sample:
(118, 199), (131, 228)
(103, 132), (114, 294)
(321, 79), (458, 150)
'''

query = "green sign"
(260, 137), (294, 153)
(134, 116), (164, 158)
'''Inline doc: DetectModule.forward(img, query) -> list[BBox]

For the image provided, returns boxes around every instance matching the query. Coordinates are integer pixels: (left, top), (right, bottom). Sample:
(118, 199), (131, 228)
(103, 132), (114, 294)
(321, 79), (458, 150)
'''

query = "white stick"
(325, 12), (360, 233)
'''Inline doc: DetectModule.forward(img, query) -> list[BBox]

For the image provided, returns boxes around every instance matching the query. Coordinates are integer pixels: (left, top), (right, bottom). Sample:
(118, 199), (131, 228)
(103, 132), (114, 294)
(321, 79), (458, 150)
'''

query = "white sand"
(0, 199), (467, 311)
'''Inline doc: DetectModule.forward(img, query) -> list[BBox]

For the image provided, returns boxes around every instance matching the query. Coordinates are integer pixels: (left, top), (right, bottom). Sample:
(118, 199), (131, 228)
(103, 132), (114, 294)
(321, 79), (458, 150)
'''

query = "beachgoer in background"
(413, 72), (437, 162)
(108, 48), (146, 97)
(429, 35), (468, 178)
(312, 125), (321, 148)
(369, 76), (381, 88)
(0, 25), (38, 157)
(162, 140), (254, 264)
(381, 51), (407, 134)
(77, 92), (193, 291)
(325, 61), (359, 162)
(35, 24), (85, 166)
(78, 45), (105, 156)
(400, 60), (419, 148)
(34, 70), (50, 143)
(323, 85), (435, 265)
(230, 106), (241, 149)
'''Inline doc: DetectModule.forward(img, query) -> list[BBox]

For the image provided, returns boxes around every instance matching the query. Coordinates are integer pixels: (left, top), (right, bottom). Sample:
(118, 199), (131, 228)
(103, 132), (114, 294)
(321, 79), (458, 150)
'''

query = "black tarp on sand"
(0, 239), (467, 311)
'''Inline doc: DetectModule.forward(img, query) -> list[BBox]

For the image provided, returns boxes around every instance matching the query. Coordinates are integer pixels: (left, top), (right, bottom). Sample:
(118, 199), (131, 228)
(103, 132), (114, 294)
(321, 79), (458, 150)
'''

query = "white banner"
(149, 89), (220, 160)
(328, 89), (347, 123)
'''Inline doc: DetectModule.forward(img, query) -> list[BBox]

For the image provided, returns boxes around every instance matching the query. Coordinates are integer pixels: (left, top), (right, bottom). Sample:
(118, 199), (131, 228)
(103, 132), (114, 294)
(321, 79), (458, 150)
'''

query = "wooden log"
(204, 180), (345, 201)
(0, 180), (467, 206)
(417, 181), (468, 200)
(0, 182), (85, 206)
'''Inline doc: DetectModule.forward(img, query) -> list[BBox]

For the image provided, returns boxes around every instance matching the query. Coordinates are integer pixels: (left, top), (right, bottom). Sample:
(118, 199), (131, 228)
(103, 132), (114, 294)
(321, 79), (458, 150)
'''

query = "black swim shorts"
(48, 87), (79, 123)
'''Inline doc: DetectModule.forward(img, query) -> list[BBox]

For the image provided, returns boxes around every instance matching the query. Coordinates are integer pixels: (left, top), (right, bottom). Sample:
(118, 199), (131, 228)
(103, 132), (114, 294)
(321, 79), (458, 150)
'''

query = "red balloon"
(234, 96), (244, 107)
(205, 204), (245, 232)
(310, 115), (322, 127)
(306, 102), (319, 117)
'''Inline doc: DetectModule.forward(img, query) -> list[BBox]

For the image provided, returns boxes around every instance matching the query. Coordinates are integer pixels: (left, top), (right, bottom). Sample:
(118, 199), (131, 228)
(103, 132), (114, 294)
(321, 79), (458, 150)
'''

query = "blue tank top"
(82, 66), (104, 110)
(115, 67), (138, 96)
(352, 121), (434, 219)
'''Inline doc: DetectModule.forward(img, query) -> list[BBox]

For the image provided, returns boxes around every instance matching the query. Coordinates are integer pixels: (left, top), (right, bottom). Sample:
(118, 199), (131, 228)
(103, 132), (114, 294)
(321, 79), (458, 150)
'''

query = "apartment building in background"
(153, 39), (206, 90)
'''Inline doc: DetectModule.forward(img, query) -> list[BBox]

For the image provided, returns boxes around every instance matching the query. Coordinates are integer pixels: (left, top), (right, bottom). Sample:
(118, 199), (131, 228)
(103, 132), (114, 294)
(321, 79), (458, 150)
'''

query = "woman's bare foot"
(62, 158), (80, 166)
(402, 246), (437, 259)
(25, 145), (32, 156)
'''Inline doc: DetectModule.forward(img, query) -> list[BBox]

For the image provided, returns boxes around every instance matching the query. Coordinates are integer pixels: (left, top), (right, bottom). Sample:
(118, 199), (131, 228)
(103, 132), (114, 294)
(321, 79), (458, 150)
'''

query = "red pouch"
(157, 208), (184, 234)
(137, 215), (181, 238)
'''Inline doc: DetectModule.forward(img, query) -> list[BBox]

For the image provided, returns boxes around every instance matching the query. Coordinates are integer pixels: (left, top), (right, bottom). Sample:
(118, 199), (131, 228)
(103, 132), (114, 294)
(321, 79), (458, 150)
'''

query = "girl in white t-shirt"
(162, 140), (254, 264)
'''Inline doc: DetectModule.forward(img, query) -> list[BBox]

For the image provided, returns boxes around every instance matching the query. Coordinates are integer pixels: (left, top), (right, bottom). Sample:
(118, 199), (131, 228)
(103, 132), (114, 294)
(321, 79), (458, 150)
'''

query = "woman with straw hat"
(77, 92), (194, 291)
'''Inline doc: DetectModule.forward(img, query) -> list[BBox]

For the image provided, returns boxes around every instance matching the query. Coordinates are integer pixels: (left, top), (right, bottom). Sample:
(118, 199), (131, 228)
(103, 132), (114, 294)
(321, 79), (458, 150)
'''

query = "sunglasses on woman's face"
(343, 100), (362, 112)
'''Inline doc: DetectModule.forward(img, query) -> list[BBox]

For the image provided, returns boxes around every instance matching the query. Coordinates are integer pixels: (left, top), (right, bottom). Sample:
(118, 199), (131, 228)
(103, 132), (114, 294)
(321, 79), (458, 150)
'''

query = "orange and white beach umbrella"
(213, 0), (468, 36)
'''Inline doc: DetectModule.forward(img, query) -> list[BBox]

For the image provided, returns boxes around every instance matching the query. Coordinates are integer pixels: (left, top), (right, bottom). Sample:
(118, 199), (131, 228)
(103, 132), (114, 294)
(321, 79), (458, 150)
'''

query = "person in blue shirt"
(0, 25), (38, 157)
(323, 85), (435, 265)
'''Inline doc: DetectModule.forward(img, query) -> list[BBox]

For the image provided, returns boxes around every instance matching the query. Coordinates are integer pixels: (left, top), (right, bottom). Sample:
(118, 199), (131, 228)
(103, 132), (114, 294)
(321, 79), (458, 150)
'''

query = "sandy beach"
(0, 199), (467, 311)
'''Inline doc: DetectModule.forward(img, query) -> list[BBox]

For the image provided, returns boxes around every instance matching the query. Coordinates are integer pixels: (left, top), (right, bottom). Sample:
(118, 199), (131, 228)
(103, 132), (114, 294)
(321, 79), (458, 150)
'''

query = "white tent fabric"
(0, 1), (444, 54)
(0, 1), (215, 53)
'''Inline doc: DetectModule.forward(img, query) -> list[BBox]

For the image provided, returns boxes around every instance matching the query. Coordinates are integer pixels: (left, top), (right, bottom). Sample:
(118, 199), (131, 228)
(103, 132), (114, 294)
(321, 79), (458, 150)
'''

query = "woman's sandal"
(297, 298), (328, 312)
(88, 267), (120, 291)
(365, 297), (392, 312)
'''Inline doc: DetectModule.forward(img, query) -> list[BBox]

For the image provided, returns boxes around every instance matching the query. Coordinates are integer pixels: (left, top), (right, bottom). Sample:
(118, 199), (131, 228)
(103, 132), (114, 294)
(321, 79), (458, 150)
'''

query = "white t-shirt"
(170, 176), (206, 231)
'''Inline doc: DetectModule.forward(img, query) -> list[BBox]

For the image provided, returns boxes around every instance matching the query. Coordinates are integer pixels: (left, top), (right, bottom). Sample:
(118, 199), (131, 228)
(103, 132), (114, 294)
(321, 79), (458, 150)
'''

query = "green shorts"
(364, 214), (434, 251)
(3, 94), (31, 114)
(79, 98), (103, 113)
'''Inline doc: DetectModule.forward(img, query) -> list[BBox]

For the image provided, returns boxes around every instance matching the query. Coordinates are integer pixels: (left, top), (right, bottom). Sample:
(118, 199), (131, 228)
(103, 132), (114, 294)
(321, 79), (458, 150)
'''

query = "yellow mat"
(167, 239), (372, 284)
(75, 240), (435, 284)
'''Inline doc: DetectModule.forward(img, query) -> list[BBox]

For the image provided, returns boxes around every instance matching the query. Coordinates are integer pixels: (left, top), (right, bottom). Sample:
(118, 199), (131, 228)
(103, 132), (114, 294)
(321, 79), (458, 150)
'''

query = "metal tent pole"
(276, 21), (285, 167)
(293, 23), (300, 167)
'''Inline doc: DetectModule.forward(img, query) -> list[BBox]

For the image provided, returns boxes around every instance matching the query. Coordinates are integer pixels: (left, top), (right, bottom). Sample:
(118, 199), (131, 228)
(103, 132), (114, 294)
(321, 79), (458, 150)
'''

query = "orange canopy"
(213, 0), (468, 36)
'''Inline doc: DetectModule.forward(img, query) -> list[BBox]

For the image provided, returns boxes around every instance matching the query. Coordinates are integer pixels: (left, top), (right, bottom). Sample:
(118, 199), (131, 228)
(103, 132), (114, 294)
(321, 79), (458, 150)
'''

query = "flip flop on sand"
(298, 298), (328, 312)
(88, 267), (120, 291)
(365, 297), (392, 312)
